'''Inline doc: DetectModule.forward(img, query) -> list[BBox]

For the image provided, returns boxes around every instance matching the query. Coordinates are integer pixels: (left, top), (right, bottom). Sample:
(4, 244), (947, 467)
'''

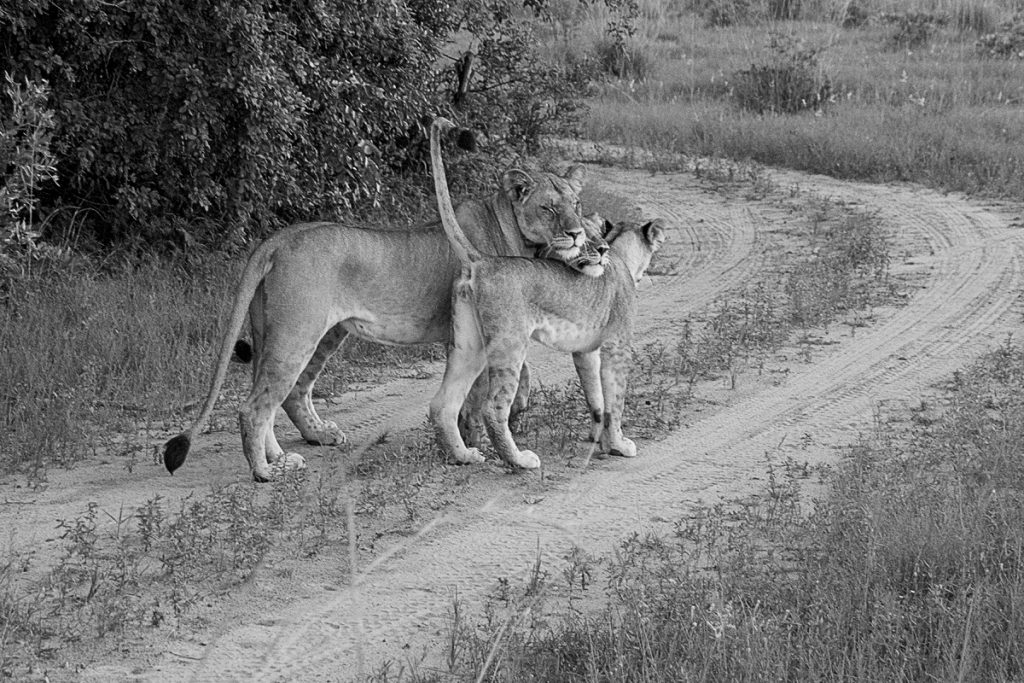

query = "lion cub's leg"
(508, 362), (531, 433)
(458, 373), (490, 448)
(483, 344), (541, 470)
(282, 323), (348, 446)
(598, 339), (637, 458)
(572, 350), (605, 444)
(430, 295), (488, 465)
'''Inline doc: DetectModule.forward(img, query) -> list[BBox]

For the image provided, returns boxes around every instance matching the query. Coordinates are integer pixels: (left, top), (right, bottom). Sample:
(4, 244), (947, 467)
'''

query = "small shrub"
(881, 11), (949, 50)
(592, 38), (652, 80)
(954, 1), (998, 34)
(767, 0), (801, 20)
(976, 14), (1024, 58)
(734, 34), (831, 114)
(0, 73), (60, 277)
(687, 0), (755, 27)
(841, 2), (870, 28)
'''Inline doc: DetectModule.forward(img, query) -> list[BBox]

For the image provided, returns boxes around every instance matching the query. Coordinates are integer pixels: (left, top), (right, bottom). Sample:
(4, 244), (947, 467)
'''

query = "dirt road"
(10, 161), (1022, 681)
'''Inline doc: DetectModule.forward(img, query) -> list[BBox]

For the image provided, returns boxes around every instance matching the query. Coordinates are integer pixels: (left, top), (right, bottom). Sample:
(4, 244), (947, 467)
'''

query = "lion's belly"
(341, 308), (450, 345)
(530, 316), (603, 353)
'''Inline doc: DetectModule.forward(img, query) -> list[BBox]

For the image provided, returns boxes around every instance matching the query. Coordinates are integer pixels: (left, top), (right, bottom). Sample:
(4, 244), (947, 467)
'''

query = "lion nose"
(564, 228), (585, 247)
(597, 243), (609, 256)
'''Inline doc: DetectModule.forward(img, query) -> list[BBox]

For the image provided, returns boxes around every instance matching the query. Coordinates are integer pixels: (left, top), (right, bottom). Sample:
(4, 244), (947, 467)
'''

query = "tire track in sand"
(146, 170), (1024, 682)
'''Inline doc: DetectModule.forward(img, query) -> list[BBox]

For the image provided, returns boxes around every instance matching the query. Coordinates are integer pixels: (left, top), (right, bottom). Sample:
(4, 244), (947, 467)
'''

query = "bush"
(767, 0), (800, 20)
(0, 72), (60, 275)
(734, 34), (831, 114)
(687, 0), (756, 27)
(955, 1), (998, 34)
(881, 11), (948, 50)
(976, 14), (1024, 58)
(1, 1), (633, 248)
(593, 37), (652, 80)
(841, 2), (869, 28)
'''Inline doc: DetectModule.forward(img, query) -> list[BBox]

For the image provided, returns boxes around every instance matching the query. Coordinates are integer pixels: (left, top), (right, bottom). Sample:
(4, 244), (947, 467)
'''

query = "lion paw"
(454, 447), (486, 465)
(305, 421), (346, 446)
(607, 438), (637, 458)
(265, 453), (307, 479)
(512, 449), (541, 469)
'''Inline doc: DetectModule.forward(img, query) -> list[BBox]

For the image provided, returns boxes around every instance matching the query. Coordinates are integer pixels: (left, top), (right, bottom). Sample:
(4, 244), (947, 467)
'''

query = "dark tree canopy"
(1, 0), (635, 247)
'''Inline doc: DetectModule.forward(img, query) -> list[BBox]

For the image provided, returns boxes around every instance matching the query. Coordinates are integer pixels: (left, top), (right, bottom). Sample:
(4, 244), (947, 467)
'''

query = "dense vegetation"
(1, 0), (635, 250)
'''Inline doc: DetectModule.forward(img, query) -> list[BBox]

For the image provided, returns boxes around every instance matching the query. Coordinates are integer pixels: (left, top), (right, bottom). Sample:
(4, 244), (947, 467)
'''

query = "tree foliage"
(1, 0), (635, 247)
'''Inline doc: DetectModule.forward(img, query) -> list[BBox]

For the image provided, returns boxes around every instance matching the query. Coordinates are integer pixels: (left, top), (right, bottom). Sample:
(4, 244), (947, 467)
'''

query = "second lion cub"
(428, 118), (667, 469)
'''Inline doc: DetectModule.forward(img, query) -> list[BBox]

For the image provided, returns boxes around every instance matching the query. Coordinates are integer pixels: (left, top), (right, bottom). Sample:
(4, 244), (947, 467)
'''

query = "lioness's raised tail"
(430, 117), (483, 266)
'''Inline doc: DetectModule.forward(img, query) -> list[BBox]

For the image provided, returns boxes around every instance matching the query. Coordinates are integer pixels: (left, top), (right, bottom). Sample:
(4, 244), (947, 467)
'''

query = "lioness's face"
(503, 165), (591, 264)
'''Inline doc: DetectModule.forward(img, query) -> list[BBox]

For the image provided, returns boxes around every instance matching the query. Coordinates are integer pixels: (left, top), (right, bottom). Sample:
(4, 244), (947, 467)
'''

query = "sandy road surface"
(5, 161), (1020, 681)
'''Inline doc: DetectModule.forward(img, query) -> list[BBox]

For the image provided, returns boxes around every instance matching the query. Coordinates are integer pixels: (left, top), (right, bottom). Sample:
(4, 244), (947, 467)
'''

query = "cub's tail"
(430, 117), (482, 266)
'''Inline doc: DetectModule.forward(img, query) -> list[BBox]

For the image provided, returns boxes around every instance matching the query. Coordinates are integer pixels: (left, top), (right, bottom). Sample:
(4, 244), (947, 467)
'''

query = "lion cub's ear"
(563, 164), (586, 195)
(502, 169), (537, 203)
(641, 220), (668, 251)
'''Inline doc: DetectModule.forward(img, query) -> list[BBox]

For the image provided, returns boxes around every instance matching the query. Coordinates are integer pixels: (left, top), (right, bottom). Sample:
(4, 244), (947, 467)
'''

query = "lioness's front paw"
(512, 449), (541, 469)
(306, 421), (346, 446)
(269, 452), (307, 477)
(607, 438), (637, 458)
(453, 447), (486, 465)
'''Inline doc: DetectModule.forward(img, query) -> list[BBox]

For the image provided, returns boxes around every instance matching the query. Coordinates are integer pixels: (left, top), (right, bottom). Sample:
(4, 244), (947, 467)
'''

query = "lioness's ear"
(642, 220), (667, 251)
(502, 169), (537, 203)
(563, 164), (586, 195)
(604, 220), (626, 244)
(602, 219), (615, 239)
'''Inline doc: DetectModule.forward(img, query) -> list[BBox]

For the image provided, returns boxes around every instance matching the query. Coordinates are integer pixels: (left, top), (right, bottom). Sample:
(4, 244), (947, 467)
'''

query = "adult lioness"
(427, 117), (667, 469)
(163, 134), (606, 482)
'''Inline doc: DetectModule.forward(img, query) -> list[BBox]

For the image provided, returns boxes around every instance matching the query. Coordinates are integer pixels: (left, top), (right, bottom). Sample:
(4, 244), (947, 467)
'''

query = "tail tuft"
(455, 129), (477, 152)
(164, 433), (191, 474)
(233, 339), (253, 363)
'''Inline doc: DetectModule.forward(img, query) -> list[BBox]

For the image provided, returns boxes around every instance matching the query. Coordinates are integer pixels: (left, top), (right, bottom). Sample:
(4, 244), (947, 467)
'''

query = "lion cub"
(428, 118), (666, 469)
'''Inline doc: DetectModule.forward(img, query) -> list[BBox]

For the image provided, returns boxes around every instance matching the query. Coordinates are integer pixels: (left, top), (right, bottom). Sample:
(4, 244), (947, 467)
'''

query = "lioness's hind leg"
(282, 323), (348, 446)
(240, 325), (323, 481)
(484, 349), (540, 470)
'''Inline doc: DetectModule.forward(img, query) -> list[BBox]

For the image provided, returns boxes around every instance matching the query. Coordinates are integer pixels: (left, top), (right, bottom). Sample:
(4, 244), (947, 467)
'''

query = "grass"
(0, 255), (239, 479)
(418, 342), (1024, 682)
(569, 1), (1024, 198)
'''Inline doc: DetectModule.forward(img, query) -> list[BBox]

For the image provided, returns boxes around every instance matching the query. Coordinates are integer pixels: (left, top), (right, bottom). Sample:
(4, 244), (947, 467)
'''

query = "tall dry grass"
(566, 0), (1024, 198)
(0, 257), (238, 476)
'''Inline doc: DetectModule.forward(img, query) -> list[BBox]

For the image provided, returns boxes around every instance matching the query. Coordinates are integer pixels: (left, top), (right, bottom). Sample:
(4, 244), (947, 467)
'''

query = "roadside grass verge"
(0, 256), (238, 479)
(425, 342), (1024, 682)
